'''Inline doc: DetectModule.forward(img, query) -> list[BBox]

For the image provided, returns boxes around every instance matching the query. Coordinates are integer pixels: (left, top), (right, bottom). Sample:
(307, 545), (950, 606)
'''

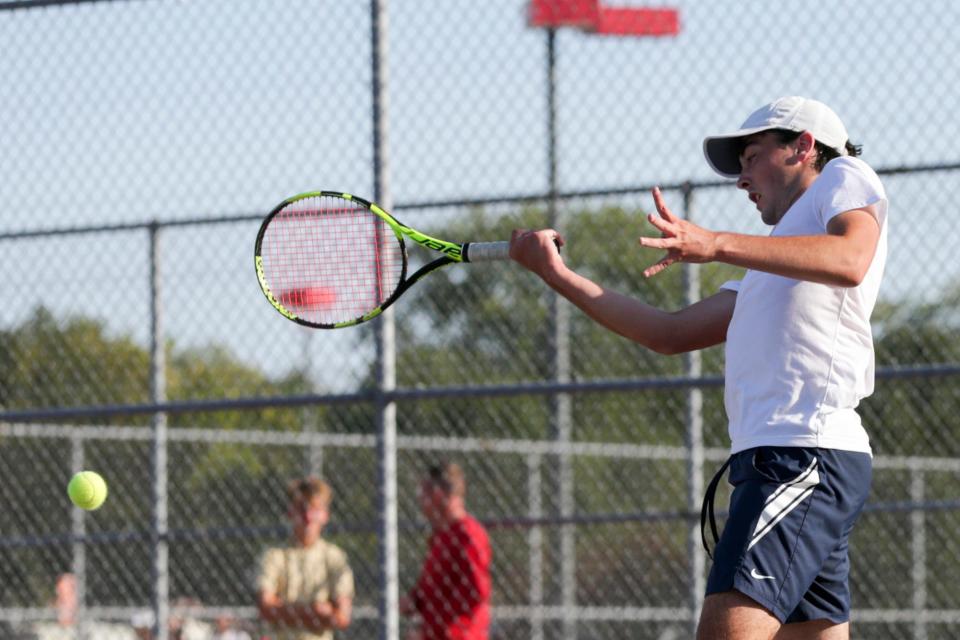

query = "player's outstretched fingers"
(646, 212), (674, 236)
(638, 235), (678, 251)
(643, 256), (677, 278)
(652, 186), (680, 223)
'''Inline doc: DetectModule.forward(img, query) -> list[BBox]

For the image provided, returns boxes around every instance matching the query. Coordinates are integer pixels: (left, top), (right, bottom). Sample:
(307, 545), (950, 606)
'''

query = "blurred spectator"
(170, 598), (214, 640)
(400, 462), (491, 640)
(213, 615), (252, 640)
(130, 597), (213, 640)
(256, 476), (354, 640)
(132, 611), (153, 640)
(54, 573), (77, 626)
(31, 572), (136, 640)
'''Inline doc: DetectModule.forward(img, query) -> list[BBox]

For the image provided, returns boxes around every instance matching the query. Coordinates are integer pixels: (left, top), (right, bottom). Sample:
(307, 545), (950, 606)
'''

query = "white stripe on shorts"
(747, 456), (820, 551)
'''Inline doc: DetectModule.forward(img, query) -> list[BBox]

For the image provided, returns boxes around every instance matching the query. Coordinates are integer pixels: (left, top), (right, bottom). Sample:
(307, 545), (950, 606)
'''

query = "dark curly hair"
(772, 129), (861, 172)
(736, 129), (861, 172)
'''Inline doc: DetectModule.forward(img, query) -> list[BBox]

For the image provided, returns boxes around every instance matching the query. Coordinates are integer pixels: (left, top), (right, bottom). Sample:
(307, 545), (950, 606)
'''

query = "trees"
(383, 204), (740, 445)
(2, 204), (957, 629)
(0, 306), (319, 608)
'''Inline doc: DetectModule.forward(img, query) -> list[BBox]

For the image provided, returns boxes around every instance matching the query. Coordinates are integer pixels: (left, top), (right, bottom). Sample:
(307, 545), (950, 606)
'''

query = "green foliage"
(0, 307), (333, 499)
(0, 307), (149, 415)
(390, 203), (740, 447)
(0, 307), (349, 608)
(3, 204), (959, 616)
(863, 283), (960, 456)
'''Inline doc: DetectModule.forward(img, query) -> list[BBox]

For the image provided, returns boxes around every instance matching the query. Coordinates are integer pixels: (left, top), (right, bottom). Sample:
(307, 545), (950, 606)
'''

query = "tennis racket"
(255, 191), (511, 329)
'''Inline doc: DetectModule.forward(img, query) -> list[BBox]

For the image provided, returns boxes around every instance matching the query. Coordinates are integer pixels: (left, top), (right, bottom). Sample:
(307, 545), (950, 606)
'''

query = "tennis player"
(510, 96), (887, 640)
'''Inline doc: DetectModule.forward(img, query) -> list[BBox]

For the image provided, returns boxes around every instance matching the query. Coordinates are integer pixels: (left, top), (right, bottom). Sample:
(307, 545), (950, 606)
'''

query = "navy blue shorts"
(704, 446), (872, 623)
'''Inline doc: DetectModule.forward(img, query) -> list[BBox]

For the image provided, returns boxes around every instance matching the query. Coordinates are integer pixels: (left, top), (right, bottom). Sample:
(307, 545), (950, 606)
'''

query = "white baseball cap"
(703, 96), (849, 178)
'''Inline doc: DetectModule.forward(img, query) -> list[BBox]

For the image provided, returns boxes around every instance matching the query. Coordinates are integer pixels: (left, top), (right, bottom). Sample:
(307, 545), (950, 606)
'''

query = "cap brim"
(702, 125), (777, 179)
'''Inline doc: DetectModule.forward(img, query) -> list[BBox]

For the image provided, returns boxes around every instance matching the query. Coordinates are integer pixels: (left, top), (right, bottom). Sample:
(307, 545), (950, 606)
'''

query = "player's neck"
(445, 503), (468, 524)
(786, 167), (820, 209)
(431, 506), (469, 531)
(293, 529), (324, 548)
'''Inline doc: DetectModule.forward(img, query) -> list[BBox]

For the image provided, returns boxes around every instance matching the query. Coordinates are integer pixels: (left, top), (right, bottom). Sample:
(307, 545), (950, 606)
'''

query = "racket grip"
(463, 240), (510, 263)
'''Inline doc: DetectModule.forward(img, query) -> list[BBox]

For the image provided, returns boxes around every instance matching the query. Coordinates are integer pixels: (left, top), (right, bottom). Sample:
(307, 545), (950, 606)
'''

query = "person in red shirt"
(400, 461), (492, 640)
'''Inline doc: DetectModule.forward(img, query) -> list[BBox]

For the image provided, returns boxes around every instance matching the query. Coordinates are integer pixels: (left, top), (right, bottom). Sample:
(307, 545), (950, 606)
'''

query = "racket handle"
(463, 240), (510, 263)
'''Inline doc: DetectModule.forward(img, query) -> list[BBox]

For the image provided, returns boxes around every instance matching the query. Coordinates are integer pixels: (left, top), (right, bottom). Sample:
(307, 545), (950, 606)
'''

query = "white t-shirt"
(721, 156), (888, 455)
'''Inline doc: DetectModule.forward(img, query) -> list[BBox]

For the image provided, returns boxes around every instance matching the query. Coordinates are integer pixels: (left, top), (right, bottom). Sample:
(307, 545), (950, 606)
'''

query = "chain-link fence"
(3, 1), (960, 639)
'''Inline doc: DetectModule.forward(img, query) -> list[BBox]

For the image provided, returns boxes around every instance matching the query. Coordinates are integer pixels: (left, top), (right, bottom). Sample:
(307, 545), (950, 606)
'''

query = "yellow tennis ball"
(67, 471), (108, 511)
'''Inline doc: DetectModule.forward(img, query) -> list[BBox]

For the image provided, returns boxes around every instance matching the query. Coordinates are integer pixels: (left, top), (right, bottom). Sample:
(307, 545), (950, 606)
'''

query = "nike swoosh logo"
(750, 568), (776, 580)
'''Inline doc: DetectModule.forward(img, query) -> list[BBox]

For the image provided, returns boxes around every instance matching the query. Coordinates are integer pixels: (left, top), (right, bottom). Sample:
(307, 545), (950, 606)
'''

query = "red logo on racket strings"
(277, 287), (337, 310)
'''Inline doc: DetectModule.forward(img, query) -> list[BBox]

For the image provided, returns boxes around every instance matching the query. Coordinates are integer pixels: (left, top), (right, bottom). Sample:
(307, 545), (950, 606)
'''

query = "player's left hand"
(638, 187), (719, 277)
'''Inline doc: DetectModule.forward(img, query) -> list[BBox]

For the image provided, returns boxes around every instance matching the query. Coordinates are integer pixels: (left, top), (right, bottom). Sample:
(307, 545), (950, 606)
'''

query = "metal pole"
(546, 28), (576, 640)
(69, 437), (88, 640)
(681, 183), (705, 633)
(911, 466), (927, 640)
(302, 330), (323, 478)
(371, 1), (399, 639)
(149, 223), (169, 640)
(527, 454), (545, 640)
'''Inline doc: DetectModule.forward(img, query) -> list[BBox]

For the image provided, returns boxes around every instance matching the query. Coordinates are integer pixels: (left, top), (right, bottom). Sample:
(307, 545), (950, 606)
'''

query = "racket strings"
(260, 195), (404, 325)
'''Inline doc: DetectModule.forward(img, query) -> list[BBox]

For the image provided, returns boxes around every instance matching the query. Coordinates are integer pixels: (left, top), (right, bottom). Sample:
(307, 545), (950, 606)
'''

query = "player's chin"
(760, 207), (781, 226)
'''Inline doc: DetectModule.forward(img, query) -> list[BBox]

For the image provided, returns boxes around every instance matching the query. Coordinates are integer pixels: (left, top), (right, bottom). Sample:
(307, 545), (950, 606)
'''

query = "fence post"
(371, 1), (399, 639)
(527, 453), (545, 640)
(545, 27), (577, 640)
(148, 222), (170, 640)
(69, 436), (88, 640)
(681, 182), (705, 633)
(301, 330), (324, 478)
(911, 465), (927, 640)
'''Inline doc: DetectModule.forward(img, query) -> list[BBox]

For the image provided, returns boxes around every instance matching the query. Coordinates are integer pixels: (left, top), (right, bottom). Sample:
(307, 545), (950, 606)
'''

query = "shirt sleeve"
(816, 157), (888, 228)
(256, 548), (283, 596)
(719, 280), (741, 293)
(327, 546), (356, 601)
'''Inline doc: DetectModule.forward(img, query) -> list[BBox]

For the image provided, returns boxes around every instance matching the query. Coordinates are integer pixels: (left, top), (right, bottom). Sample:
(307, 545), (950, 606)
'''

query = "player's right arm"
(509, 229), (735, 354)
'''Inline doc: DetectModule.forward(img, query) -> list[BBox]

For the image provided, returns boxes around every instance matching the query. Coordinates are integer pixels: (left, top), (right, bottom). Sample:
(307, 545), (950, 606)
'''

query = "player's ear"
(796, 131), (816, 159)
